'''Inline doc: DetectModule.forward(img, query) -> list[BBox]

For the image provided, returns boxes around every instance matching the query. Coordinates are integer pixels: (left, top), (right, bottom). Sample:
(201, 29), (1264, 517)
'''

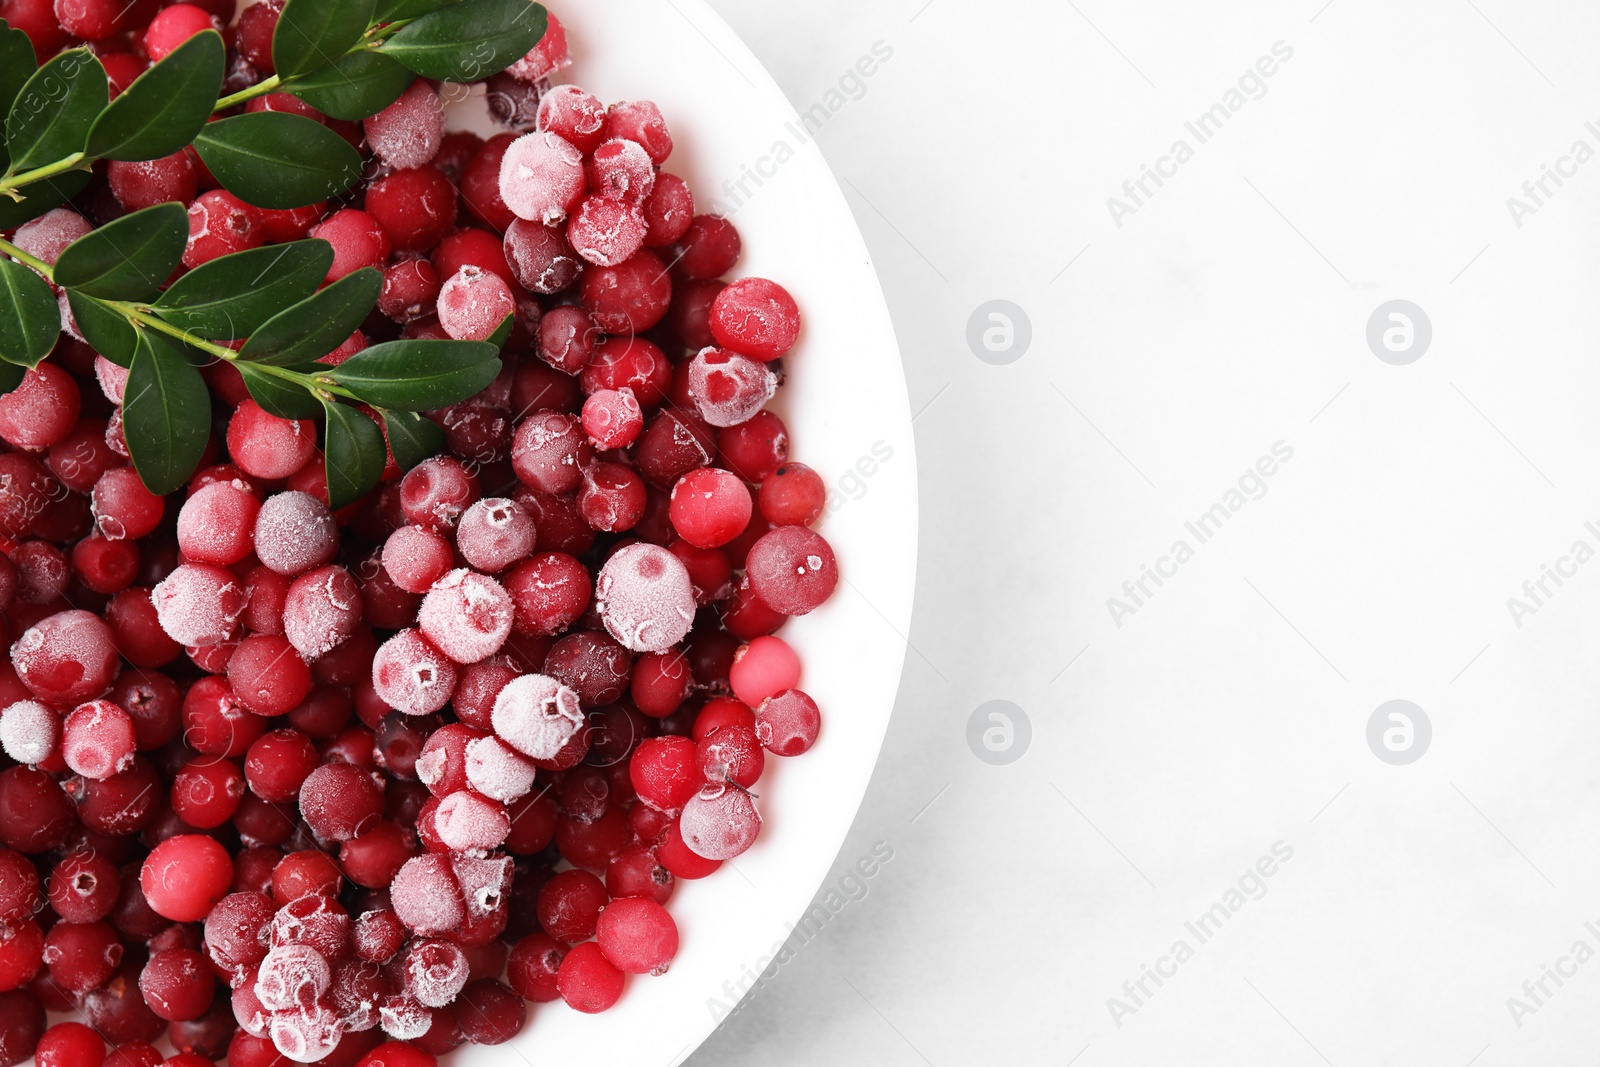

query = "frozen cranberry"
(502, 552), (589, 637)
(61, 700), (136, 781)
(709, 277), (802, 360)
(364, 80), (445, 170)
(0, 917), (40, 992)
(534, 85), (602, 151)
(234, 0), (281, 70)
(0, 699), (53, 767)
(674, 214), (741, 280)
(678, 783), (761, 860)
(489, 672), (582, 762)
(282, 565), (362, 660)
(0, 455), (56, 539)
(668, 467), (752, 550)
(88, 467), (162, 542)
(627, 649), (689, 717)
(697, 724), (764, 788)
(141, 835), (232, 922)
(746, 526), (838, 615)
(138, 948), (212, 1021)
(506, 8), (569, 80)
(0, 363), (79, 452)
(380, 527), (452, 596)
(433, 227), (514, 287)
(310, 210), (391, 283)
(452, 497), (535, 574)
(556, 941), (623, 1013)
(355, 1042), (434, 1067)
(33, 1021), (103, 1067)
(459, 133), (516, 231)
(579, 247), (673, 334)
(436, 265), (514, 342)
(228, 402), (315, 481)
(582, 336), (671, 406)
(299, 762), (383, 843)
(595, 895), (677, 975)
(543, 630), (633, 707)
(184, 190), (260, 268)
(253, 492), (338, 577)
(75, 758), (162, 836)
(145, 3), (219, 61)
(69, 536), (135, 595)
(180, 676), (263, 758)
(150, 564), (245, 647)
(13, 540), (66, 603)
(629, 736), (698, 813)
(255, 201), (325, 243)
(686, 347), (777, 428)
(389, 854), (462, 936)
(451, 978), (522, 1044)
(170, 758), (245, 829)
(365, 166), (457, 253)
(352, 909), (405, 963)
(228, 636), (313, 717)
(372, 630), (457, 716)
(567, 196), (647, 267)
(580, 388), (643, 450)
(718, 410), (789, 483)
(642, 173), (694, 248)
(510, 411), (589, 495)
(503, 219), (582, 295)
(635, 412), (714, 492)
(499, 131), (585, 225)
(399, 938), (467, 1009)
(378, 258), (441, 323)
(594, 543), (695, 653)
(505, 932), (563, 1002)
(577, 462), (646, 533)
(40, 919), (118, 995)
(339, 820), (413, 889)
(13, 610), (118, 705)
(399, 456), (479, 531)
(534, 869), (606, 944)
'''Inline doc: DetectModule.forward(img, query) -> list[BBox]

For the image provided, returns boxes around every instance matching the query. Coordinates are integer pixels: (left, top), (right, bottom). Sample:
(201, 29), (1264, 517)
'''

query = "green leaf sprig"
(0, 0), (547, 505)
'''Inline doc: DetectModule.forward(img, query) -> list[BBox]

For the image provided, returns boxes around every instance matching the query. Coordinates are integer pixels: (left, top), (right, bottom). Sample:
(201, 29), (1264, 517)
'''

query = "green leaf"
(289, 50), (413, 120)
(0, 257), (58, 368)
(0, 170), (91, 230)
(237, 363), (322, 419)
(5, 49), (107, 174)
(325, 339), (500, 411)
(0, 360), (23, 395)
(274, 0), (376, 79)
(376, 0), (461, 20)
(194, 112), (362, 210)
(153, 239), (333, 338)
(240, 267), (381, 365)
(123, 330), (212, 495)
(0, 25), (37, 121)
(53, 202), (188, 300)
(381, 408), (444, 469)
(86, 31), (225, 162)
(321, 399), (386, 508)
(66, 291), (137, 367)
(379, 0), (546, 81)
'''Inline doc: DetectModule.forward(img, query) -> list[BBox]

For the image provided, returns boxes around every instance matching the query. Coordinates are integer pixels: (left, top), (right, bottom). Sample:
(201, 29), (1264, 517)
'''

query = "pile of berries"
(0, 3), (839, 1065)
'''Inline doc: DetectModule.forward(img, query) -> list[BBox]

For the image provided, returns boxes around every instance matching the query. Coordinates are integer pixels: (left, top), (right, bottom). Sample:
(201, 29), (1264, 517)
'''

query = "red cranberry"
(365, 167), (457, 253)
(555, 941), (623, 1013)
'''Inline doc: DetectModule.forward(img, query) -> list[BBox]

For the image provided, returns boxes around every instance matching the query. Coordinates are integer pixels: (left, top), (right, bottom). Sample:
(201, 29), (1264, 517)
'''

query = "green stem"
(213, 75), (282, 113)
(0, 152), (90, 195)
(0, 237), (53, 279)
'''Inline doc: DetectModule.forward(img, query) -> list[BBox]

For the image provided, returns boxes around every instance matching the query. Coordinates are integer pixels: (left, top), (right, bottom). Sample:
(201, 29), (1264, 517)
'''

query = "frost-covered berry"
(253, 492), (338, 577)
(390, 854), (463, 935)
(754, 688), (821, 756)
(0, 700), (57, 765)
(456, 497), (536, 573)
(685, 347), (777, 428)
(499, 131), (585, 225)
(381, 524), (454, 594)
(372, 629), (458, 715)
(567, 196), (647, 267)
(491, 673), (583, 760)
(401, 938), (468, 1009)
(745, 526), (838, 615)
(437, 265), (514, 342)
(282, 565), (363, 660)
(364, 80), (445, 170)
(152, 563), (247, 646)
(504, 218), (583, 295)
(60, 699), (136, 780)
(678, 783), (761, 860)
(417, 569), (514, 664)
(176, 479), (260, 564)
(710, 276), (802, 360)
(433, 790), (510, 853)
(463, 734), (537, 802)
(595, 542), (696, 653)
(228, 401), (315, 480)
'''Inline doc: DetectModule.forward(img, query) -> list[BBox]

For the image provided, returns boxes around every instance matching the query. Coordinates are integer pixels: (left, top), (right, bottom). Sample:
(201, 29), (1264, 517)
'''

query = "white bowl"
(474, 3), (918, 1061)
(27, 2), (917, 1062)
